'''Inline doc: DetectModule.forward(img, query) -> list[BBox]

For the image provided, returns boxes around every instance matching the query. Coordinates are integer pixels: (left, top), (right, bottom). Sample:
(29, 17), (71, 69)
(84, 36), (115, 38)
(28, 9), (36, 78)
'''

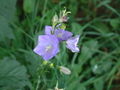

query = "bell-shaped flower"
(66, 35), (80, 52)
(54, 29), (73, 41)
(33, 35), (59, 60)
(45, 25), (73, 41)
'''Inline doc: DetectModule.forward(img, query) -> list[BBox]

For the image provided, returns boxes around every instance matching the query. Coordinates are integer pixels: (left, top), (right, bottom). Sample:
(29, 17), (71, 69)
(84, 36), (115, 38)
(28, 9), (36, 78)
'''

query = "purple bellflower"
(66, 35), (80, 52)
(54, 29), (73, 41)
(33, 35), (59, 60)
(33, 9), (80, 61)
(45, 26), (53, 35)
(45, 25), (73, 41)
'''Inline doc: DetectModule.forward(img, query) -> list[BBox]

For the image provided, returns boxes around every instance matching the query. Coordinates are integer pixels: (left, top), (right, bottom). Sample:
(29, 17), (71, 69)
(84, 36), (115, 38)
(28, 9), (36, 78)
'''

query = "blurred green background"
(0, 0), (120, 90)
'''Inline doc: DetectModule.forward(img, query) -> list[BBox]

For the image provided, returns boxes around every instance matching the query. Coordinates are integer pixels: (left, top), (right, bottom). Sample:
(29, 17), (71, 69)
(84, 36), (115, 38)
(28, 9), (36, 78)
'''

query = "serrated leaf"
(0, 0), (17, 42)
(25, 51), (41, 76)
(0, 57), (32, 90)
(0, 16), (14, 41)
(0, 0), (17, 21)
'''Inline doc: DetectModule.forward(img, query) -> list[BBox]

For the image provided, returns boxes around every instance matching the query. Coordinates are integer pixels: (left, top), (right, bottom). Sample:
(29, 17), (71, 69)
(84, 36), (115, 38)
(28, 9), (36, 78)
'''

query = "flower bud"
(50, 63), (54, 68)
(60, 66), (71, 75)
(59, 8), (71, 23)
(52, 14), (59, 26)
(42, 61), (48, 65)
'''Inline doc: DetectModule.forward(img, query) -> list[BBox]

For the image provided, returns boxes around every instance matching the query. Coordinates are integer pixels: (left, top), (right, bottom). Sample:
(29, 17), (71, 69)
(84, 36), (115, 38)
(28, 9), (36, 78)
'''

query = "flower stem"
(35, 75), (41, 90)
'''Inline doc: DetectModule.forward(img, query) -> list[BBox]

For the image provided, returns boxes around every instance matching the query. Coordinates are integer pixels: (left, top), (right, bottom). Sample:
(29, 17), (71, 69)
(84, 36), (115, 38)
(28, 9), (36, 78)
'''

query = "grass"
(0, 0), (120, 90)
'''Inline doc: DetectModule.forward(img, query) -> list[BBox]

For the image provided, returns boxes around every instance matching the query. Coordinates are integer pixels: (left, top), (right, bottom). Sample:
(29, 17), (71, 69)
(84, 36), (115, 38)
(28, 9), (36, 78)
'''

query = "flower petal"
(45, 26), (53, 35)
(55, 29), (73, 41)
(33, 35), (59, 60)
(66, 35), (80, 52)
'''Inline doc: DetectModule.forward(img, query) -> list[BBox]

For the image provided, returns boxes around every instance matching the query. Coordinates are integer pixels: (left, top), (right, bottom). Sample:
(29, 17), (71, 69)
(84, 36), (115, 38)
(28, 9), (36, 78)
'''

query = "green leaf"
(94, 79), (104, 90)
(78, 40), (98, 64)
(71, 23), (83, 35)
(0, 57), (32, 90)
(110, 18), (120, 29)
(0, 16), (14, 41)
(0, 0), (17, 21)
(78, 85), (86, 90)
(92, 60), (113, 75)
(0, 0), (17, 42)
(92, 21), (110, 34)
(24, 51), (41, 76)
(72, 64), (82, 76)
(66, 80), (79, 90)
(23, 0), (35, 13)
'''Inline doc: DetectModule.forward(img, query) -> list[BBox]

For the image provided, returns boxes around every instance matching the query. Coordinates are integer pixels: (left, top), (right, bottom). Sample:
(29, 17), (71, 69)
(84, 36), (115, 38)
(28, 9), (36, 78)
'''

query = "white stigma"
(57, 33), (63, 38)
(45, 45), (52, 51)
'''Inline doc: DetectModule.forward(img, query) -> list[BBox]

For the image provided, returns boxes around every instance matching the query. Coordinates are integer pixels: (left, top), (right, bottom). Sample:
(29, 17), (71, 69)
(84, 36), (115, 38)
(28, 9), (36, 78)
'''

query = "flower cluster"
(33, 9), (80, 60)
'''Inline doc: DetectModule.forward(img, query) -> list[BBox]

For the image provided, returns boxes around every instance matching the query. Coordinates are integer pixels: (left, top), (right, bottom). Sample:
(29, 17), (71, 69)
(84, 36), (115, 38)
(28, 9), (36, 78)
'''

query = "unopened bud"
(43, 61), (48, 65)
(52, 14), (58, 26)
(50, 63), (54, 68)
(60, 66), (71, 75)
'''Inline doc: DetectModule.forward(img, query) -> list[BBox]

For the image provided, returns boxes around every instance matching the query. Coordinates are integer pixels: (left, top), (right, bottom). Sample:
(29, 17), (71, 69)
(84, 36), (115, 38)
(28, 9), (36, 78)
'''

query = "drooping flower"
(45, 25), (73, 41)
(33, 35), (59, 60)
(66, 35), (80, 52)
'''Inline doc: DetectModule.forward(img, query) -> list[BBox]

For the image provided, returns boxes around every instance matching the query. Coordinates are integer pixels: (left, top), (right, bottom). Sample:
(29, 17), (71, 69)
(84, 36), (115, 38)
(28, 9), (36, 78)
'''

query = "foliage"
(0, 0), (120, 90)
